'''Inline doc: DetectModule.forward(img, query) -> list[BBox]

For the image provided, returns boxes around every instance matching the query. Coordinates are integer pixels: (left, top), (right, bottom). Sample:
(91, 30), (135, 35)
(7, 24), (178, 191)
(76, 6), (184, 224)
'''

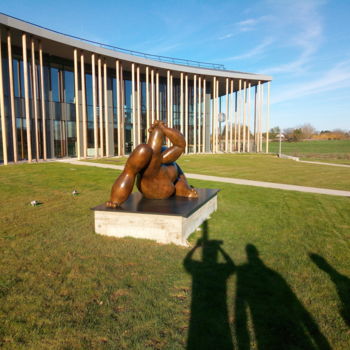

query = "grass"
(266, 139), (350, 165)
(0, 162), (350, 349)
(85, 153), (350, 191)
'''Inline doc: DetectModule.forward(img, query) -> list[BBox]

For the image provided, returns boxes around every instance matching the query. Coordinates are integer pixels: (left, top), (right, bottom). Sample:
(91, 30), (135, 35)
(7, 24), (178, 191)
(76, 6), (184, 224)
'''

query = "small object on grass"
(30, 200), (41, 206)
(72, 190), (79, 196)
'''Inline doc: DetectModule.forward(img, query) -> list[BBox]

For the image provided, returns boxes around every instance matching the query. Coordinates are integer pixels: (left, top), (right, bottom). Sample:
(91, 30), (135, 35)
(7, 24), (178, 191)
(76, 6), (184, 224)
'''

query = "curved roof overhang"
(0, 13), (272, 95)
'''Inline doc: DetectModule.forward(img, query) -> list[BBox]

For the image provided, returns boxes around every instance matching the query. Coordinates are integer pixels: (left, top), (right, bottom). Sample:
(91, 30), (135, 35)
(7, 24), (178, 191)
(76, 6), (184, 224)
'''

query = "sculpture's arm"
(156, 122), (186, 164)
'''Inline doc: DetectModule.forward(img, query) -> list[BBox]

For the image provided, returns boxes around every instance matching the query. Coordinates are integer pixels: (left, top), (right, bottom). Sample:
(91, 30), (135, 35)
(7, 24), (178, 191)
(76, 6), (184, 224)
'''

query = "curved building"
(0, 13), (272, 165)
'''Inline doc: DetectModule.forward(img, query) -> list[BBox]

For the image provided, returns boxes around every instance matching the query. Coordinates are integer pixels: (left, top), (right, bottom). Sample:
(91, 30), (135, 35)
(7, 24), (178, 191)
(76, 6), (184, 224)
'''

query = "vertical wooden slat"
(22, 33), (32, 162)
(98, 57), (103, 156)
(156, 71), (159, 121)
(229, 80), (233, 152)
(242, 80), (247, 152)
(198, 76), (201, 153)
(146, 66), (150, 135)
(74, 49), (81, 159)
(247, 83), (251, 152)
(185, 74), (188, 154)
(31, 38), (39, 161)
(80, 52), (87, 158)
(225, 78), (229, 152)
(151, 69), (154, 123)
(212, 77), (216, 153)
(202, 78), (206, 153)
(92, 54), (97, 158)
(120, 63), (125, 155)
(103, 61), (108, 156)
(0, 32), (8, 164)
(7, 32), (17, 163)
(266, 82), (270, 153)
(180, 72), (184, 134)
(131, 63), (136, 150)
(39, 42), (47, 160)
(116, 60), (121, 156)
(193, 74), (197, 153)
(136, 65), (141, 145)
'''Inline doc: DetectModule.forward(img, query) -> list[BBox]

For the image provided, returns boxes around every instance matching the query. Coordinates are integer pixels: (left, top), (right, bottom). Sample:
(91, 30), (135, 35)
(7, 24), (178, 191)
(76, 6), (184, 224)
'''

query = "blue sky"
(2, 0), (349, 131)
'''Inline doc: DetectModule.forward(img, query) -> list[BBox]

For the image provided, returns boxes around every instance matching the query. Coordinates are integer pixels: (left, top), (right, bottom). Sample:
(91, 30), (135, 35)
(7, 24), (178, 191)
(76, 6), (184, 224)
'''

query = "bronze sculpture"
(106, 120), (198, 208)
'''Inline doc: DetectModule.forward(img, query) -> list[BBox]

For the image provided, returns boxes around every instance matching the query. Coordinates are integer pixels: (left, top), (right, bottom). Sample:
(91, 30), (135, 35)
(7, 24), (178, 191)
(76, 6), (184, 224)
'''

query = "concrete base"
(92, 188), (219, 246)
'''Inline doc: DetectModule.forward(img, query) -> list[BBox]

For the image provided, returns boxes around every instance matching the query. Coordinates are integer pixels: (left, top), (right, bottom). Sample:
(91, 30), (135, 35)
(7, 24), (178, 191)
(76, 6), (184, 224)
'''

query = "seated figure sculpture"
(106, 120), (198, 208)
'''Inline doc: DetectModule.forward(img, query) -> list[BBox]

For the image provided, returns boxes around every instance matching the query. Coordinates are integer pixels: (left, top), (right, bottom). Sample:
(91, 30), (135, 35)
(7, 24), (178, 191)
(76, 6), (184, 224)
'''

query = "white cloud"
(272, 60), (350, 104)
(222, 38), (273, 61)
(263, 0), (324, 74)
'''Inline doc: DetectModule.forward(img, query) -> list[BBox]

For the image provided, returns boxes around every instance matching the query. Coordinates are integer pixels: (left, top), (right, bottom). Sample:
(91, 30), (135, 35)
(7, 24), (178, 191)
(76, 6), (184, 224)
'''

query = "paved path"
(59, 159), (350, 198)
(298, 160), (350, 168)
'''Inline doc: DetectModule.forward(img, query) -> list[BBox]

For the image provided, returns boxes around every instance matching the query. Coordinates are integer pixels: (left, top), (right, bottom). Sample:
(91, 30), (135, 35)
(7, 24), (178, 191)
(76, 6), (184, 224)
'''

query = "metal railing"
(2, 12), (226, 71)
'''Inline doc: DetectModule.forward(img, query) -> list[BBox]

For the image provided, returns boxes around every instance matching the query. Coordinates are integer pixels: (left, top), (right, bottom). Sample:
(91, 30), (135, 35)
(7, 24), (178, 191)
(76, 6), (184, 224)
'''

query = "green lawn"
(266, 139), (350, 165)
(1, 162), (349, 349)
(86, 154), (350, 191)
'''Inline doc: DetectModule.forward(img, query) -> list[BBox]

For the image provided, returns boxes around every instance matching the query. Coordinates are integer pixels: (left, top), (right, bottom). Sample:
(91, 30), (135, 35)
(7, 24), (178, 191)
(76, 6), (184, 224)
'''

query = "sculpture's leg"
(106, 145), (152, 207)
(174, 164), (198, 198)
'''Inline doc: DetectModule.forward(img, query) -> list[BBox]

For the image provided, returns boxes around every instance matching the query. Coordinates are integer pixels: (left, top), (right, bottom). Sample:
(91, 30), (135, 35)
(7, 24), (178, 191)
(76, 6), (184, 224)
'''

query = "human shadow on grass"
(310, 253), (350, 327)
(235, 244), (331, 350)
(184, 221), (235, 350)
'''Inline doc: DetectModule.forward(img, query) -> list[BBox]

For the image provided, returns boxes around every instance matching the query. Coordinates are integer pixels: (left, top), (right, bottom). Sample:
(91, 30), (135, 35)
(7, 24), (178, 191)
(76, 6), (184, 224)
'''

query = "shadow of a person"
(235, 244), (331, 350)
(310, 253), (350, 327)
(184, 221), (235, 350)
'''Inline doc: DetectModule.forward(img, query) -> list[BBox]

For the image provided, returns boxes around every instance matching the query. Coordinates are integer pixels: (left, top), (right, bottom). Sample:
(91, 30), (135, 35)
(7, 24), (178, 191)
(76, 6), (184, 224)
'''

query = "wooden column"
(103, 61), (109, 155)
(170, 73), (173, 129)
(80, 52), (87, 158)
(247, 83), (251, 152)
(131, 63), (136, 150)
(212, 77), (216, 153)
(116, 60), (121, 156)
(198, 76), (201, 153)
(225, 78), (229, 152)
(193, 74), (197, 153)
(146, 66), (150, 134)
(216, 79), (219, 153)
(234, 91), (237, 151)
(22, 34), (32, 162)
(180, 72), (184, 134)
(0, 32), (8, 165)
(120, 62), (125, 155)
(229, 80), (233, 152)
(39, 42), (47, 160)
(260, 83), (264, 153)
(92, 54), (98, 157)
(185, 74), (188, 153)
(151, 69), (155, 123)
(266, 82), (270, 153)
(202, 78), (206, 153)
(98, 57), (103, 156)
(30, 38), (39, 161)
(238, 79), (243, 152)
(7, 31), (17, 162)
(156, 71), (159, 121)
(74, 49), (81, 159)
(254, 84), (258, 152)
(167, 70), (170, 124)
(136, 65), (141, 145)
(242, 80), (247, 152)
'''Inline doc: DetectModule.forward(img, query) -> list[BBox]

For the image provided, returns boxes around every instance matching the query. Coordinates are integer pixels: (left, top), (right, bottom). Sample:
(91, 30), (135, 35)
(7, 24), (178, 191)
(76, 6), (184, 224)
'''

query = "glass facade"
(1, 23), (269, 164)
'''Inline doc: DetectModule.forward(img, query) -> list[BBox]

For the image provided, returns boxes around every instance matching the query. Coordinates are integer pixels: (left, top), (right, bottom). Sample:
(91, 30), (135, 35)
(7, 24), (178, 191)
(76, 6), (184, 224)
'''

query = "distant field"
(84, 154), (350, 191)
(266, 140), (350, 164)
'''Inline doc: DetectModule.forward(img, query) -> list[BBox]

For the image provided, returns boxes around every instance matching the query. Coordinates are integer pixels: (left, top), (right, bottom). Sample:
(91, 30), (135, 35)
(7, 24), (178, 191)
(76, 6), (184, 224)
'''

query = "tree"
(300, 123), (316, 139)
